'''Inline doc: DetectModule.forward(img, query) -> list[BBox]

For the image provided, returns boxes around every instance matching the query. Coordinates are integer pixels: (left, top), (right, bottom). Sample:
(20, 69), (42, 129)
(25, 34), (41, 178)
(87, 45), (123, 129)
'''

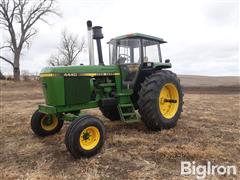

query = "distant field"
(0, 77), (239, 179)
(179, 75), (240, 87)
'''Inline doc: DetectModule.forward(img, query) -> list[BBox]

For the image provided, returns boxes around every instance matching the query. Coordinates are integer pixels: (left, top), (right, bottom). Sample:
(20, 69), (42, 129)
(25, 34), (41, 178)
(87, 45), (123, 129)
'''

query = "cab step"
(117, 102), (139, 123)
(122, 112), (136, 116)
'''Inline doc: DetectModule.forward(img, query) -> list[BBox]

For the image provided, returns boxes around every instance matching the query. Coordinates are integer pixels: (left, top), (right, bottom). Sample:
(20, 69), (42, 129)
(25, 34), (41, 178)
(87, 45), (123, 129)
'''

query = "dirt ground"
(0, 80), (239, 179)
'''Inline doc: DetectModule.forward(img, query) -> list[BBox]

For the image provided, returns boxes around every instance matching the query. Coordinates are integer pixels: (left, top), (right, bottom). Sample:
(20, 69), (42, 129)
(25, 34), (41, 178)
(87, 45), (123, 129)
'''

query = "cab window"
(116, 38), (141, 64)
(142, 39), (161, 62)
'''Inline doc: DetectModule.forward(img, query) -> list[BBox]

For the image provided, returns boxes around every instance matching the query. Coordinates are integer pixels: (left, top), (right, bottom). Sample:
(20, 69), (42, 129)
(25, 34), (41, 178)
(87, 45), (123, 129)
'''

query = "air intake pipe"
(87, 20), (95, 65)
(92, 26), (104, 66)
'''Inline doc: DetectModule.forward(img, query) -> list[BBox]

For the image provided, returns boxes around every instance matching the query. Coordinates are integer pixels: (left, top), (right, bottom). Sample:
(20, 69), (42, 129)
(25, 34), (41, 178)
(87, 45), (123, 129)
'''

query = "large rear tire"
(138, 70), (184, 131)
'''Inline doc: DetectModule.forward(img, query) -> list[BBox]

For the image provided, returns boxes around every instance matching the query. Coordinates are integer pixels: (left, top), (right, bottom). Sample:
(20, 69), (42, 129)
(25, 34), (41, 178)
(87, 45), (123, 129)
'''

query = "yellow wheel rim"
(40, 115), (58, 131)
(159, 83), (179, 119)
(80, 126), (100, 150)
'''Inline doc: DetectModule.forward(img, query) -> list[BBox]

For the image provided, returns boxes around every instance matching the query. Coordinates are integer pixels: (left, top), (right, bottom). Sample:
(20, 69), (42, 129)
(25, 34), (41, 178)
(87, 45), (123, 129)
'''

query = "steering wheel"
(118, 54), (131, 64)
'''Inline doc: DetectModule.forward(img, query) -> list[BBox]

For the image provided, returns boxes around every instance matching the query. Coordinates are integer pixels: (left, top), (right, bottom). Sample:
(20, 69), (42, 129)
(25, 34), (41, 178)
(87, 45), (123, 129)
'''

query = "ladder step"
(119, 104), (133, 108)
(123, 112), (136, 116)
(117, 100), (139, 123)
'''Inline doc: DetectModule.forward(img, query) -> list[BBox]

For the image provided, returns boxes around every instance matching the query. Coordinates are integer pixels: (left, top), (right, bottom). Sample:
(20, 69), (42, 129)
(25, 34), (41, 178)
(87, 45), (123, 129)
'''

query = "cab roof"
(109, 33), (167, 44)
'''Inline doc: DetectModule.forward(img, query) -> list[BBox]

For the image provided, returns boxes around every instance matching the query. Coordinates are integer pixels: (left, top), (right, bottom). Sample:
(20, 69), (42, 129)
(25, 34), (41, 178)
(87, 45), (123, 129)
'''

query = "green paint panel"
(39, 104), (57, 114)
(41, 77), (65, 106)
(40, 65), (120, 74)
(153, 62), (172, 68)
(56, 101), (98, 113)
(64, 77), (91, 105)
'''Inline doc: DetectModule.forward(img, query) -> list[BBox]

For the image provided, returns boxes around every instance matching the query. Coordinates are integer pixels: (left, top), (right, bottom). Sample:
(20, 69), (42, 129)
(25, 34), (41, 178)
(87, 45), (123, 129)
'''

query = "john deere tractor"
(31, 21), (183, 158)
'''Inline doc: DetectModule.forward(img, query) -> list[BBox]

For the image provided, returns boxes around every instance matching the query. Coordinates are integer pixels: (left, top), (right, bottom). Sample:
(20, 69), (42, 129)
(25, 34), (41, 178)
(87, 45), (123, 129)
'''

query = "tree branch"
(0, 45), (11, 50)
(0, 56), (14, 67)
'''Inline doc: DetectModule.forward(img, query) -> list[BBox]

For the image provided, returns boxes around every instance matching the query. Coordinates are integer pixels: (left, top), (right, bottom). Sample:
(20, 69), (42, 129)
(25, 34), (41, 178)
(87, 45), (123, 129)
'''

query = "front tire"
(138, 70), (184, 131)
(31, 110), (64, 137)
(65, 115), (105, 158)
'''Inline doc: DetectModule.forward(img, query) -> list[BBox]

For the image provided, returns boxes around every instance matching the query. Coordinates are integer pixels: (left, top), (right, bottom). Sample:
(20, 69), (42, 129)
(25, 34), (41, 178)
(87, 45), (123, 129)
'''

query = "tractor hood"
(40, 65), (120, 77)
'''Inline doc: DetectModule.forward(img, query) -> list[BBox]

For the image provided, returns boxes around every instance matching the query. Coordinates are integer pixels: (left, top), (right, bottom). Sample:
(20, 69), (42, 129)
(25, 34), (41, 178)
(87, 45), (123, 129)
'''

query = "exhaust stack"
(92, 26), (104, 66)
(87, 20), (95, 65)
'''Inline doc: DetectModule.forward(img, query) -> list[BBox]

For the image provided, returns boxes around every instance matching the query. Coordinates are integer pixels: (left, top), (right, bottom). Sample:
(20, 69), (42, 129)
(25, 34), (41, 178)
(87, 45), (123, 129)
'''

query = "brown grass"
(0, 80), (239, 179)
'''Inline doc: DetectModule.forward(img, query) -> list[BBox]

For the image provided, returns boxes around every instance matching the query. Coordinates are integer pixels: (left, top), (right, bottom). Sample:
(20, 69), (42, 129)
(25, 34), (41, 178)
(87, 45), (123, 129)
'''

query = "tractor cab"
(109, 33), (167, 64)
(108, 33), (170, 90)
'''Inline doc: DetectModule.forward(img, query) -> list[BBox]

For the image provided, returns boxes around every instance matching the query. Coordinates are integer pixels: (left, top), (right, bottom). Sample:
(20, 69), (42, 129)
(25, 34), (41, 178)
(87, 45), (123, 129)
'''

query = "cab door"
(116, 38), (141, 89)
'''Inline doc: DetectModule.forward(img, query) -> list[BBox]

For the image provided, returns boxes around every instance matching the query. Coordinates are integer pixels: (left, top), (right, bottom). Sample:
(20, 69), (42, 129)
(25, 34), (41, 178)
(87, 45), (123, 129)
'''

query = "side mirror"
(165, 59), (170, 63)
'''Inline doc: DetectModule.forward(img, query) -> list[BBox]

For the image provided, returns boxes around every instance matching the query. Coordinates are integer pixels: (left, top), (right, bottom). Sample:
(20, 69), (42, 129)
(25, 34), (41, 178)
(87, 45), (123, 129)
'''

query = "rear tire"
(138, 70), (184, 131)
(99, 105), (120, 121)
(31, 110), (64, 137)
(65, 115), (105, 158)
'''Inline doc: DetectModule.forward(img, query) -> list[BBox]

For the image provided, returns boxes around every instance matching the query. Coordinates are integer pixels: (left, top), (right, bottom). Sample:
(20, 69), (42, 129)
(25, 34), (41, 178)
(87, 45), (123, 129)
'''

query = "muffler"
(87, 20), (95, 65)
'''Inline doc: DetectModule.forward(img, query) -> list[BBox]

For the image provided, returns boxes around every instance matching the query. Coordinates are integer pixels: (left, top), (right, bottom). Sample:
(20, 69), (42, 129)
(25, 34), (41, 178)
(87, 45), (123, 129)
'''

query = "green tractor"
(31, 21), (184, 158)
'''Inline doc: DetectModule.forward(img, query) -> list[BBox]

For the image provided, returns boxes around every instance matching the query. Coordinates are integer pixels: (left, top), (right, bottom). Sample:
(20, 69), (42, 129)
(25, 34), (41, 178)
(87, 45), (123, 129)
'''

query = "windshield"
(110, 38), (141, 65)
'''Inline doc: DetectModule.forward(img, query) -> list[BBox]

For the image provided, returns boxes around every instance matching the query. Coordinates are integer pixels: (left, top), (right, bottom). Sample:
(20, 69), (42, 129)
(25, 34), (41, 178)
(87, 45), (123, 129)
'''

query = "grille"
(64, 76), (91, 105)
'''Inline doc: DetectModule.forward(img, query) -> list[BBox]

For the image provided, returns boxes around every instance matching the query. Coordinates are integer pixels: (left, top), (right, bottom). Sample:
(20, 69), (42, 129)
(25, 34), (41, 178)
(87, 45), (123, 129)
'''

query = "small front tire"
(65, 115), (105, 158)
(31, 110), (64, 137)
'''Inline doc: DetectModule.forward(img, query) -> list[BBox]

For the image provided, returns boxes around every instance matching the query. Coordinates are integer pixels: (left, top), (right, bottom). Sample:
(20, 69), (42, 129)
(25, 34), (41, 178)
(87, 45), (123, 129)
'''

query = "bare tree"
(48, 30), (85, 66)
(48, 54), (61, 66)
(0, 0), (59, 81)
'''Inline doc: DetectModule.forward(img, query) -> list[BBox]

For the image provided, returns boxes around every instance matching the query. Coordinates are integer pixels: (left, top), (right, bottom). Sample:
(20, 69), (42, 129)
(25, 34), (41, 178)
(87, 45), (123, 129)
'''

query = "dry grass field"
(0, 77), (239, 179)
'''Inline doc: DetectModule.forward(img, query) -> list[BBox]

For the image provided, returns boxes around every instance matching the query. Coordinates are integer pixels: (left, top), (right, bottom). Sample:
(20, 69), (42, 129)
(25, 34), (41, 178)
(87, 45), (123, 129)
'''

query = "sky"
(0, 0), (239, 76)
